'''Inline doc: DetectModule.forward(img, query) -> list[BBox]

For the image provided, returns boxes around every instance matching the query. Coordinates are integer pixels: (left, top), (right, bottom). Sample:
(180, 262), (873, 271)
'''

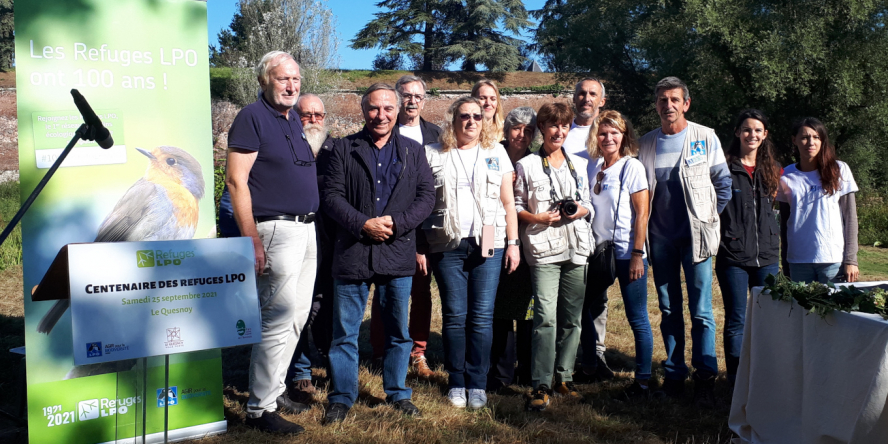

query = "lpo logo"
(136, 250), (155, 268)
(78, 399), (100, 421)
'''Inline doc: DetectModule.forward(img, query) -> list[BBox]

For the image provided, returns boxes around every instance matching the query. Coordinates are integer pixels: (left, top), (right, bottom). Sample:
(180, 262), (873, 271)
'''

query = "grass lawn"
(3, 247), (888, 443)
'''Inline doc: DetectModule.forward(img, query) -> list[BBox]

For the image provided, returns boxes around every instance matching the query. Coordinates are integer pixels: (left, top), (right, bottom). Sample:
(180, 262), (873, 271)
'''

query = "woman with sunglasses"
(578, 110), (652, 397)
(716, 109), (782, 386)
(488, 107), (538, 392)
(514, 102), (593, 411)
(422, 96), (521, 410)
(778, 117), (859, 284)
(471, 79), (505, 140)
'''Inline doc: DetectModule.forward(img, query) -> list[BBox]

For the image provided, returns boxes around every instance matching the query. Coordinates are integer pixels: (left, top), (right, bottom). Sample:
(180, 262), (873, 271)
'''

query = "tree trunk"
(422, 11), (433, 71)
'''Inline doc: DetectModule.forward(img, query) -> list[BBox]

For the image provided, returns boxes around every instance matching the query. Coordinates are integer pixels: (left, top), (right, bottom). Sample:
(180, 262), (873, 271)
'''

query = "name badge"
(686, 140), (706, 166)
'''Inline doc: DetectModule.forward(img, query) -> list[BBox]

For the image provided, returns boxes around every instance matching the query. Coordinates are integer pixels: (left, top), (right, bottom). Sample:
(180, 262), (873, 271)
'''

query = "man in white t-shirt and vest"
(368, 75), (443, 379)
(563, 77), (615, 383)
(637, 76), (731, 408)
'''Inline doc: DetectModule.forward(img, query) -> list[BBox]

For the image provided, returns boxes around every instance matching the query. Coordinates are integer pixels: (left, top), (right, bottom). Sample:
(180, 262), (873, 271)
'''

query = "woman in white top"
(577, 110), (653, 398)
(514, 102), (593, 410)
(422, 96), (520, 409)
(471, 79), (505, 141)
(777, 117), (859, 284)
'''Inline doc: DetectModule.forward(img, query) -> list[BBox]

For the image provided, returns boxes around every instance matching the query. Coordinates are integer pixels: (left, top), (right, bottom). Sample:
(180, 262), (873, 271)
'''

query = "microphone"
(70, 89), (114, 149)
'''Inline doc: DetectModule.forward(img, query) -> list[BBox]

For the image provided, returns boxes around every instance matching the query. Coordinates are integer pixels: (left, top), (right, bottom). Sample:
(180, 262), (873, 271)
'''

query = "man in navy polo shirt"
(225, 50), (317, 435)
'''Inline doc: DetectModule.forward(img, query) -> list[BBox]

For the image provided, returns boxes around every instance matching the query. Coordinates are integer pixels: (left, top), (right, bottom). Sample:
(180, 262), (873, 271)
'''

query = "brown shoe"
(288, 379), (317, 405)
(525, 384), (551, 411)
(410, 355), (434, 378)
(554, 382), (582, 401)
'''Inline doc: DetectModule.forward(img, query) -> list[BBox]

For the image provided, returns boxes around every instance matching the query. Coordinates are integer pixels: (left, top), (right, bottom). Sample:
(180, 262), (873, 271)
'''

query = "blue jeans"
(290, 327), (313, 382)
(789, 263), (841, 284)
(430, 239), (503, 390)
(648, 238), (718, 380)
(584, 258), (653, 380)
(328, 275), (413, 407)
(715, 259), (779, 380)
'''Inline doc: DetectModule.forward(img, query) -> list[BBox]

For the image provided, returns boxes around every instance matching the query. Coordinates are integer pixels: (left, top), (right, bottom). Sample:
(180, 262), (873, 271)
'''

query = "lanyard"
(540, 147), (581, 201)
(453, 146), (499, 226)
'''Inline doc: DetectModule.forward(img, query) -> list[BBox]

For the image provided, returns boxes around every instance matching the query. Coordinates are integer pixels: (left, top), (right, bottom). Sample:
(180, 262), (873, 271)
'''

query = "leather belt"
(255, 213), (315, 224)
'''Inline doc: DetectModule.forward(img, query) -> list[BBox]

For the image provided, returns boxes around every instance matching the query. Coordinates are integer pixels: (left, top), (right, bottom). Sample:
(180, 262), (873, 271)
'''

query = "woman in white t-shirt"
(777, 117), (859, 284)
(422, 96), (520, 410)
(471, 80), (505, 141)
(577, 110), (653, 398)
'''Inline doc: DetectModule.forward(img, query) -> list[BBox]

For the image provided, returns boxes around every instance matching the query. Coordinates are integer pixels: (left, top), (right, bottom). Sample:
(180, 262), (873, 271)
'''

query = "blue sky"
(207, 0), (546, 70)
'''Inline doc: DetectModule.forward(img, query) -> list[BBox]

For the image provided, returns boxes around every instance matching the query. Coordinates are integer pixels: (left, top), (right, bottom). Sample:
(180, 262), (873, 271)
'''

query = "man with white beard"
(285, 93), (338, 407)
(367, 75), (442, 379)
(296, 94), (334, 155)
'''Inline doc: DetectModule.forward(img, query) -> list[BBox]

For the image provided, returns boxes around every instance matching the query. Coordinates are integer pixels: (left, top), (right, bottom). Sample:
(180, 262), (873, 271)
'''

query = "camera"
(554, 199), (579, 217)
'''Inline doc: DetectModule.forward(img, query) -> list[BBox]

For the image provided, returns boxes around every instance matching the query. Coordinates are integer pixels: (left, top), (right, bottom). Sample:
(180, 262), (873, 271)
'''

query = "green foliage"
(0, 0), (11, 71)
(764, 273), (888, 319)
(442, 0), (532, 71)
(209, 67), (235, 101)
(354, 0), (532, 72)
(533, 0), (888, 193)
(858, 193), (888, 246)
(214, 164), (226, 233)
(351, 0), (454, 71)
(499, 84), (566, 95)
(0, 181), (22, 270)
(428, 87), (440, 97)
(211, 0), (341, 105)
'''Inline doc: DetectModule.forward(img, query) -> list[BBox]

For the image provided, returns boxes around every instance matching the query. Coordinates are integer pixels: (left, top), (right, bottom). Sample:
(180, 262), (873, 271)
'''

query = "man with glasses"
(369, 75), (442, 378)
(322, 83), (435, 423)
(226, 51), (317, 435)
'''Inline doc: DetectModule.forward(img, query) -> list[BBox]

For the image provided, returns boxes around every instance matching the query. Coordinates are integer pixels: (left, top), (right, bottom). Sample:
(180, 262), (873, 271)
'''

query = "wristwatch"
(507, 239), (520, 246)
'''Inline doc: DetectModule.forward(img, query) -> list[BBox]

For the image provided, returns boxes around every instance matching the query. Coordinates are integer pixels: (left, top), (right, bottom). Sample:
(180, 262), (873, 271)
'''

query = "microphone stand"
(0, 123), (90, 247)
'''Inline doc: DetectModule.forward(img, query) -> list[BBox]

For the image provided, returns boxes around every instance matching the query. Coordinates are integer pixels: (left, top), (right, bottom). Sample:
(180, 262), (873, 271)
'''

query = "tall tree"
(442, 0), (532, 71)
(212, 0), (340, 105)
(534, 0), (888, 193)
(0, 0), (13, 71)
(350, 0), (453, 71)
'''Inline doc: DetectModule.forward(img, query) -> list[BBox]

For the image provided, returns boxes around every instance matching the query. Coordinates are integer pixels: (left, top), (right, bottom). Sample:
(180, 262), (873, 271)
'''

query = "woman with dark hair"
(423, 96), (521, 410)
(488, 106), (537, 392)
(514, 102), (593, 411)
(777, 117), (859, 284)
(716, 109), (782, 385)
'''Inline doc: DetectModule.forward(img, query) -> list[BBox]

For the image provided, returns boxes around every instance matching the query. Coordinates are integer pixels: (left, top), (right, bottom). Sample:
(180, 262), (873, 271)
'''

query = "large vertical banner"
(15, 1), (225, 442)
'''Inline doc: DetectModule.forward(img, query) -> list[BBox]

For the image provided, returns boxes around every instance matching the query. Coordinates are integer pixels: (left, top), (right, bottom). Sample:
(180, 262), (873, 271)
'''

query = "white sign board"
(69, 238), (261, 365)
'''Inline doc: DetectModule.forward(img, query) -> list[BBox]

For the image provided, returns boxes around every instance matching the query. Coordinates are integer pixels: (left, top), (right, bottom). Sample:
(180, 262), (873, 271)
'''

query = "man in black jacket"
(368, 75), (443, 378)
(322, 83), (435, 423)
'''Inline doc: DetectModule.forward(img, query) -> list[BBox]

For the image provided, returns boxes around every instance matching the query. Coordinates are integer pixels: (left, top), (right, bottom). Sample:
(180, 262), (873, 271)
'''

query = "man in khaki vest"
(637, 76), (731, 408)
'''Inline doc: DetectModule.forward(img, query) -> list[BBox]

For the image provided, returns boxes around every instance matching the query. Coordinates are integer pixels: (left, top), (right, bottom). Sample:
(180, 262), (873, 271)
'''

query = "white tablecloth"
(729, 283), (888, 443)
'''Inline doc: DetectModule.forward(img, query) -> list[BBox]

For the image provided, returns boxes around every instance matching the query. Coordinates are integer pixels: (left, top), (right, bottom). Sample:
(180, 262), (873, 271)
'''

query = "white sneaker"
(468, 389), (487, 409)
(447, 388), (467, 408)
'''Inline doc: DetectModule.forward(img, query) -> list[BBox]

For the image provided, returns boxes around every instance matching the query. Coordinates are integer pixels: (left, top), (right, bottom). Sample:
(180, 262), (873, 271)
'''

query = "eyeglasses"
(459, 113), (483, 122)
(299, 112), (326, 120)
(593, 171), (605, 195)
(402, 94), (425, 102)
